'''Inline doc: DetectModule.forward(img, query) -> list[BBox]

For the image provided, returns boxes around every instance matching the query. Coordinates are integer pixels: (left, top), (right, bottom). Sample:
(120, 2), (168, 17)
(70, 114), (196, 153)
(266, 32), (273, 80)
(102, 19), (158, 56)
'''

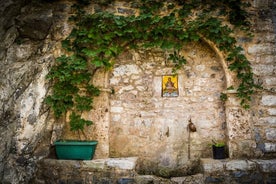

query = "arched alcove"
(107, 40), (229, 173)
(61, 37), (255, 166)
(202, 38), (256, 158)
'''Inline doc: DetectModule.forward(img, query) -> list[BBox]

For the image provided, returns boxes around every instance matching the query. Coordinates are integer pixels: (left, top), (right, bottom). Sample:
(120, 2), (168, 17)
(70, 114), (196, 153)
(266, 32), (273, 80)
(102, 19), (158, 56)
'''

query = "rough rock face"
(0, 0), (275, 183)
(0, 0), (72, 183)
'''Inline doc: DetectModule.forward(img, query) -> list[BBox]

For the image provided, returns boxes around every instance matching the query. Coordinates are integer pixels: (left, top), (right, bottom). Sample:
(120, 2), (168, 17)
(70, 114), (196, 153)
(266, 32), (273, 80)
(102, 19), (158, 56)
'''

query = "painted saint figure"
(165, 77), (176, 92)
(162, 76), (179, 97)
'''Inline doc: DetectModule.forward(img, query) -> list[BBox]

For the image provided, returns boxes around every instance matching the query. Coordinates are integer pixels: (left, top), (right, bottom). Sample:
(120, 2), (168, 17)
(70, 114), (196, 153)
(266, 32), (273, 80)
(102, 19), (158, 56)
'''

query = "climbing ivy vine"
(46, 0), (260, 133)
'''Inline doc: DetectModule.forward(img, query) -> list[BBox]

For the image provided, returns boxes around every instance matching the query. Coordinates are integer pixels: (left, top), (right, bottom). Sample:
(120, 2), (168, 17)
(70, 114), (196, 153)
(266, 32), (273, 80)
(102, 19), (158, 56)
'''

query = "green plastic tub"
(54, 140), (98, 160)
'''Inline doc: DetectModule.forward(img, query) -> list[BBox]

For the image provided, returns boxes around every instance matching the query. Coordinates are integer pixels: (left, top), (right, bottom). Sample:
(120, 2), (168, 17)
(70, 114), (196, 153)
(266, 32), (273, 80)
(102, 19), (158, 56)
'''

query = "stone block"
(171, 174), (204, 184)
(261, 95), (276, 106)
(252, 64), (274, 76)
(255, 55), (275, 64)
(110, 107), (124, 113)
(253, 20), (275, 32)
(248, 44), (275, 55)
(205, 176), (224, 183)
(195, 64), (206, 71)
(237, 37), (252, 43)
(265, 77), (276, 86)
(118, 178), (135, 184)
(135, 175), (170, 184)
(82, 159), (106, 169)
(225, 160), (256, 171)
(231, 171), (263, 183)
(110, 78), (120, 85)
(266, 128), (276, 141)
(260, 117), (276, 124)
(253, 159), (276, 173)
(118, 85), (134, 94)
(253, 0), (269, 8)
(268, 108), (276, 115)
(257, 33), (276, 43)
(270, 116), (276, 124)
(264, 143), (276, 152)
(112, 64), (141, 77)
(117, 8), (135, 15)
(200, 158), (224, 173)
(106, 157), (138, 170)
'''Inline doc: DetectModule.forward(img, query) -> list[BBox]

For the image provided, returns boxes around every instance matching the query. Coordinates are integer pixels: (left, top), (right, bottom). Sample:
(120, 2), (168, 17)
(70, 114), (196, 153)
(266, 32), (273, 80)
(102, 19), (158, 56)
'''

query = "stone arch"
(68, 37), (254, 168)
(105, 40), (228, 173)
(200, 37), (235, 88)
(200, 37), (256, 158)
(87, 36), (255, 166)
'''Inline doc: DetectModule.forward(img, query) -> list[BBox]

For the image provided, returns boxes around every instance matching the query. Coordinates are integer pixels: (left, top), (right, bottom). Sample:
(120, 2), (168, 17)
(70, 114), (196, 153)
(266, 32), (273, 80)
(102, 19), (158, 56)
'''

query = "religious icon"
(162, 75), (179, 97)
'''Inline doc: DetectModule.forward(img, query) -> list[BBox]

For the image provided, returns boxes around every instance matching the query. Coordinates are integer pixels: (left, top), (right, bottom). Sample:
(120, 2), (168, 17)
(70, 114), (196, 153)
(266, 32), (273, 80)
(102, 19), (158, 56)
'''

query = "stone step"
(34, 157), (276, 183)
(201, 158), (276, 173)
(201, 158), (276, 183)
(34, 157), (138, 184)
(82, 157), (138, 170)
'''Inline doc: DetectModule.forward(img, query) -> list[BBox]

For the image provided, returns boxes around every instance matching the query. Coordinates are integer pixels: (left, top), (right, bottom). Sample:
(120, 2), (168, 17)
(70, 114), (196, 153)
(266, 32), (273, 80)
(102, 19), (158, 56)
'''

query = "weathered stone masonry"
(249, 0), (276, 156)
(108, 43), (226, 172)
(0, 0), (275, 183)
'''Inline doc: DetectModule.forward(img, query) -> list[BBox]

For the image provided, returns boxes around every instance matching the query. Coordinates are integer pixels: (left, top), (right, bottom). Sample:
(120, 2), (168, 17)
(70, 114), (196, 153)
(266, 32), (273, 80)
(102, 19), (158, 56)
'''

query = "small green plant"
(220, 93), (228, 102)
(212, 140), (225, 147)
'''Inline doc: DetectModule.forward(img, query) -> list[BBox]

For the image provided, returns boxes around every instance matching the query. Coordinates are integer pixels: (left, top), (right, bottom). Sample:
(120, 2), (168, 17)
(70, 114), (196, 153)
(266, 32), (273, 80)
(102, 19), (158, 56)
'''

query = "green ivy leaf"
(75, 95), (93, 112)
(82, 49), (101, 57)
(46, 0), (258, 133)
(161, 40), (175, 49)
(92, 59), (104, 67)
(69, 112), (93, 132)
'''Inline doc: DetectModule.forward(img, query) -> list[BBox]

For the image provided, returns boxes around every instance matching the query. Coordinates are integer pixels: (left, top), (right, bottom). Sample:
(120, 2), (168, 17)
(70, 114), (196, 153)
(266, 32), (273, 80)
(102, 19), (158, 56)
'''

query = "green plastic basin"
(54, 140), (98, 160)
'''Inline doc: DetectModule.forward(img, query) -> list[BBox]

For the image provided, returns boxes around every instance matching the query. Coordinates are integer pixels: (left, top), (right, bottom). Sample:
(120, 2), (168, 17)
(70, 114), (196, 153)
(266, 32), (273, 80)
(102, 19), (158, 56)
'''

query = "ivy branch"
(46, 0), (260, 134)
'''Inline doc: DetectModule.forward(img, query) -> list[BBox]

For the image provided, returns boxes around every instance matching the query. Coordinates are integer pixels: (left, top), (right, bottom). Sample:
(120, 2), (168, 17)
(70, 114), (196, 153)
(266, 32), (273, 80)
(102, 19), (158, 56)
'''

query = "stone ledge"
(253, 159), (276, 172)
(106, 157), (138, 170)
(226, 160), (257, 171)
(201, 158), (276, 184)
(35, 158), (276, 184)
(43, 157), (138, 171)
(35, 157), (138, 184)
(200, 158), (225, 173)
(201, 158), (276, 173)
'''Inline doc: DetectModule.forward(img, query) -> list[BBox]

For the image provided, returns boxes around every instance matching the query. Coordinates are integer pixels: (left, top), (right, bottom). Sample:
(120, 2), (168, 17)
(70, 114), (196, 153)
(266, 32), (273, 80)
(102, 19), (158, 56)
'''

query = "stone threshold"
(34, 157), (276, 184)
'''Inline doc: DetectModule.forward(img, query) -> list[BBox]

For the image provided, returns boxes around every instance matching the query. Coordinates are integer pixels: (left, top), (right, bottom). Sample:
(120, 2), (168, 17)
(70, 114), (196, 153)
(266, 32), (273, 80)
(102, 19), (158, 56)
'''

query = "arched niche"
(106, 40), (228, 173)
(202, 38), (256, 158)
(62, 38), (255, 165)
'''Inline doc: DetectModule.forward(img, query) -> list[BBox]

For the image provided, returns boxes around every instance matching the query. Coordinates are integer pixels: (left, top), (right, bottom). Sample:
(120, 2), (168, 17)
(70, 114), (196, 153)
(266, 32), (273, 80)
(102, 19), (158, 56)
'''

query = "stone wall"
(248, 0), (276, 156)
(108, 43), (226, 174)
(0, 0), (275, 183)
